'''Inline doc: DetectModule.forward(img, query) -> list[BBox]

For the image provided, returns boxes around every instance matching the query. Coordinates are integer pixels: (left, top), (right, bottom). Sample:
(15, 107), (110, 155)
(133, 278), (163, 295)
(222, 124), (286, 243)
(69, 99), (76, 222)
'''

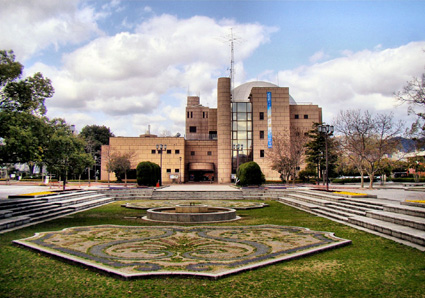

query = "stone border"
(122, 200), (269, 210)
(13, 225), (351, 280)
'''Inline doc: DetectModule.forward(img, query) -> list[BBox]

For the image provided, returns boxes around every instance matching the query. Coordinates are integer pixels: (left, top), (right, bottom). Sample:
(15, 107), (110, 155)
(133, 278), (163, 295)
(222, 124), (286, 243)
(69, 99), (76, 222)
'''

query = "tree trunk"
(367, 171), (376, 189)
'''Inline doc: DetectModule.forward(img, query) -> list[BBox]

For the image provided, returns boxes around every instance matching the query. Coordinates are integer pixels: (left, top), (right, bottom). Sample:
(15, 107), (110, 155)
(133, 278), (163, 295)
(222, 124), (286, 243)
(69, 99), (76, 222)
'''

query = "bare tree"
(335, 110), (403, 189)
(266, 128), (308, 184)
(395, 73), (425, 134)
(107, 151), (135, 187)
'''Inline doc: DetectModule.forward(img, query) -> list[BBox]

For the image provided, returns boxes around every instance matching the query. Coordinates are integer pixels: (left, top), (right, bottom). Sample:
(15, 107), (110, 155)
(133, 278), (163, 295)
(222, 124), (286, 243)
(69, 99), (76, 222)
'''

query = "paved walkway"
(156, 184), (239, 192)
(0, 182), (423, 201)
(331, 185), (425, 202)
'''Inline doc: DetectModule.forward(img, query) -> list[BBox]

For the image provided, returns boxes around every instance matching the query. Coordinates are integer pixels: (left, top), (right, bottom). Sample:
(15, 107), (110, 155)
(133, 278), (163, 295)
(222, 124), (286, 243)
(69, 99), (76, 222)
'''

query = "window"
(304, 114), (308, 119)
(175, 149), (180, 154)
(203, 111), (208, 118)
(191, 111), (193, 118)
(187, 111), (189, 118)
(189, 126), (197, 133)
(260, 150), (265, 158)
(260, 131), (264, 139)
(167, 150), (171, 154)
(166, 169), (171, 173)
(175, 169), (179, 173)
(151, 149), (156, 154)
(209, 131), (217, 140)
(259, 112), (264, 120)
(207, 151), (212, 156)
(295, 114), (299, 119)
(191, 151), (195, 156)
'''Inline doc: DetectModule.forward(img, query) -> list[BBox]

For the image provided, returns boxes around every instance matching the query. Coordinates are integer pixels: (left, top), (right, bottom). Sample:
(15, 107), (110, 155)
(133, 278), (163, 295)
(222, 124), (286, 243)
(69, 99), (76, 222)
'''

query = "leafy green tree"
(0, 50), (23, 87)
(69, 151), (95, 184)
(237, 161), (265, 186)
(0, 111), (51, 174)
(1, 50), (53, 116)
(79, 125), (114, 180)
(79, 125), (114, 154)
(0, 50), (54, 175)
(43, 119), (92, 190)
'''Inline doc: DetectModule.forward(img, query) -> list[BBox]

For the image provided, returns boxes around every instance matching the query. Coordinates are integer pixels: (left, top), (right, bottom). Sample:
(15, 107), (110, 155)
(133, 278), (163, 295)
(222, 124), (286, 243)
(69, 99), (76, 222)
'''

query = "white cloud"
(30, 14), (274, 136)
(309, 51), (328, 63)
(275, 41), (425, 125)
(0, 0), (102, 61)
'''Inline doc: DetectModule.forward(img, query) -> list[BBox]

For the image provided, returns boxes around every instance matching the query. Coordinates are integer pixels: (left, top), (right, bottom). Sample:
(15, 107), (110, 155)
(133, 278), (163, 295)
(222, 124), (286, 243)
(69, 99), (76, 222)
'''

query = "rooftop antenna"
(221, 28), (242, 97)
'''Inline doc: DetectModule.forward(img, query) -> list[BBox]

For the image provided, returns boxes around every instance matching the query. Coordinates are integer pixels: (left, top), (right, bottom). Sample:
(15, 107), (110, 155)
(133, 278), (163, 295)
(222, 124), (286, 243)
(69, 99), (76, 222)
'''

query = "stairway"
(97, 188), (154, 200)
(0, 190), (113, 233)
(278, 189), (425, 250)
(151, 190), (244, 200)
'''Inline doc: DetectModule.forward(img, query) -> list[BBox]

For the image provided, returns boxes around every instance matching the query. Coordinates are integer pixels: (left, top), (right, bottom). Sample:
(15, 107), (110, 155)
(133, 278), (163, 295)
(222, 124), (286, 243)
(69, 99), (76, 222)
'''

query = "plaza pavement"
(0, 181), (423, 202)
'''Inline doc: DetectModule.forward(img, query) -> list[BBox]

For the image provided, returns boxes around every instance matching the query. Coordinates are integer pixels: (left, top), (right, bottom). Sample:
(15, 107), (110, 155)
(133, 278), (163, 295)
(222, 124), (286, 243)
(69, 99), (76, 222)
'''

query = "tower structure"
(217, 77), (232, 183)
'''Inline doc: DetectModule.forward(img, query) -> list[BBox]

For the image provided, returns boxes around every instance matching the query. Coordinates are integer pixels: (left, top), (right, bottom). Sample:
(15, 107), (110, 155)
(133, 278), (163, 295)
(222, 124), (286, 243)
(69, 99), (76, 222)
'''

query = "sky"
(1, 0), (425, 137)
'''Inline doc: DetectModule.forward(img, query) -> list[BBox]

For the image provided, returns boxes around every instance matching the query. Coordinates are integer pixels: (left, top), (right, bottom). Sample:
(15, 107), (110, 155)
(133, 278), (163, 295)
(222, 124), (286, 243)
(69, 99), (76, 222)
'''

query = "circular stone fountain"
(144, 204), (239, 223)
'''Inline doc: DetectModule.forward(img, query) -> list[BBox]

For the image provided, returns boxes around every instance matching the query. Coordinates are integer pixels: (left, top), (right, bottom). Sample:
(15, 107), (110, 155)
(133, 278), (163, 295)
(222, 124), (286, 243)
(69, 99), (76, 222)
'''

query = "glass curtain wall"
(231, 102), (253, 173)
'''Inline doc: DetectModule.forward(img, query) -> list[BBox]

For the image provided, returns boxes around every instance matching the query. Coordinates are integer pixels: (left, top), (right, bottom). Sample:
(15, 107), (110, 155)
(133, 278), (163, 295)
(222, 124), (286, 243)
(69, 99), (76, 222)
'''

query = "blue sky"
(1, 0), (425, 136)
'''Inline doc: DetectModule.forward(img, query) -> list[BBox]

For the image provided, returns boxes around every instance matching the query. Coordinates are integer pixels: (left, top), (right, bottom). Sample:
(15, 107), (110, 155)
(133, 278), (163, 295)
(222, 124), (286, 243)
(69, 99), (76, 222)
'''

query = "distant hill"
(393, 137), (425, 152)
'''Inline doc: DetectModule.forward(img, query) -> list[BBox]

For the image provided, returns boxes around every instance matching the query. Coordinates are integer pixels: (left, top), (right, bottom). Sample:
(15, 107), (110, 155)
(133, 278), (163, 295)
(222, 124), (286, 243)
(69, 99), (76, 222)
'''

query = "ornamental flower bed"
(14, 225), (351, 279)
(122, 200), (268, 210)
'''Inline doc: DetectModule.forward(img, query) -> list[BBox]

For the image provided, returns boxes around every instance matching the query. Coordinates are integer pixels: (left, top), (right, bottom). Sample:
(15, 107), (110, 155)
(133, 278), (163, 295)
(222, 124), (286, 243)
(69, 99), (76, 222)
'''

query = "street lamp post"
(318, 124), (334, 191)
(156, 144), (166, 186)
(233, 144), (243, 172)
(179, 156), (182, 184)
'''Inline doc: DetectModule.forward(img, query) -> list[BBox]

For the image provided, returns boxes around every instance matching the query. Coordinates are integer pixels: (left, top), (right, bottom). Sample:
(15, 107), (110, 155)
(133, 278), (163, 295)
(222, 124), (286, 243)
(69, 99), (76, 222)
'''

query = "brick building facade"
(101, 77), (322, 183)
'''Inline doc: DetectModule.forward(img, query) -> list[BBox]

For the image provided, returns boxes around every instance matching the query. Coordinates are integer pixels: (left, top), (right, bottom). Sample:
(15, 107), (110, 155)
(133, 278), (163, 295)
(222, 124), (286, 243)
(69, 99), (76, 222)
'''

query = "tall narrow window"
(259, 112), (264, 120)
(260, 131), (264, 139)
(260, 150), (265, 158)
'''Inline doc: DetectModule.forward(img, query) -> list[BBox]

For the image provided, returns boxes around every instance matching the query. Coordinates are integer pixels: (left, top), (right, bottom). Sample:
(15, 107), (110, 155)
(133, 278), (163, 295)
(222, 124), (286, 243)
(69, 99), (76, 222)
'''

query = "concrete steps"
(367, 210), (425, 230)
(348, 216), (425, 246)
(0, 190), (113, 233)
(97, 188), (154, 200)
(151, 190), (244, 200)
(278, 189), (425, 250)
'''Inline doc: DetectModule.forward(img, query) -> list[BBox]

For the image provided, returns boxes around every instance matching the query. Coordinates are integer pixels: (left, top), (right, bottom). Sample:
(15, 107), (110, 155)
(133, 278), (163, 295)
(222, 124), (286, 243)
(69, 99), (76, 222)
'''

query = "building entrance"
(187, 162), (215, 182)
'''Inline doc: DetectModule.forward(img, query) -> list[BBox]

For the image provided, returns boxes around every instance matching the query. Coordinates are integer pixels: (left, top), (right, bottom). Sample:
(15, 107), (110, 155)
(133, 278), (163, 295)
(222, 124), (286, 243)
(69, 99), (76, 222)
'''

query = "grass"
(1, 201), (425, 298)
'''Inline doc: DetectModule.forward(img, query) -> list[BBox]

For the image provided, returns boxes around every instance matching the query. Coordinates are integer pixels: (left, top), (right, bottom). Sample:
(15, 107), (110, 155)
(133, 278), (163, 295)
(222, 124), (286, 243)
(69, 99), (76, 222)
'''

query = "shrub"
(136, 161), (160, 186)
(237, 161), (265, 186)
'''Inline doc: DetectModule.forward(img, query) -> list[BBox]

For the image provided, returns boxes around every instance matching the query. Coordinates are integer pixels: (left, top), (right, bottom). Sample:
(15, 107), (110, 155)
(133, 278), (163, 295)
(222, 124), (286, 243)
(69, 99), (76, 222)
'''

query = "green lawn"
(1, 200), (424, 298)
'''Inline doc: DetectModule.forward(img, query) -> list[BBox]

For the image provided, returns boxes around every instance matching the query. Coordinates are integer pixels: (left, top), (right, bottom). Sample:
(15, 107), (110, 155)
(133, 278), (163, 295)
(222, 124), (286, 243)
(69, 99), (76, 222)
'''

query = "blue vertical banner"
(267, 92), (272, 148)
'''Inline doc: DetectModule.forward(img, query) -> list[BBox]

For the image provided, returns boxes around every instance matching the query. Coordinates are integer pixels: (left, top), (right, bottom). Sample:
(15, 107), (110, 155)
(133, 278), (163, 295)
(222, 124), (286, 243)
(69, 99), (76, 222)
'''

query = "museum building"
(100, 77), (322, 184)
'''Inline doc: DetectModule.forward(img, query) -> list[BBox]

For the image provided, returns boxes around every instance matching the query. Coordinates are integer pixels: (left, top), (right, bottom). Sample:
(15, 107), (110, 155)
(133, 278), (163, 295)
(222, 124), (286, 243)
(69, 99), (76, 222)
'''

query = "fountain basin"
(144, 206), (239, 223)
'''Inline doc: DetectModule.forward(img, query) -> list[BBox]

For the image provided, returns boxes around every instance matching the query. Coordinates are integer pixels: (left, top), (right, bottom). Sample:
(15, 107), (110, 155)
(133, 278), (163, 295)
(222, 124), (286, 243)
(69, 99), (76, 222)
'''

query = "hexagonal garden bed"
(14, 225), (351, 279)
